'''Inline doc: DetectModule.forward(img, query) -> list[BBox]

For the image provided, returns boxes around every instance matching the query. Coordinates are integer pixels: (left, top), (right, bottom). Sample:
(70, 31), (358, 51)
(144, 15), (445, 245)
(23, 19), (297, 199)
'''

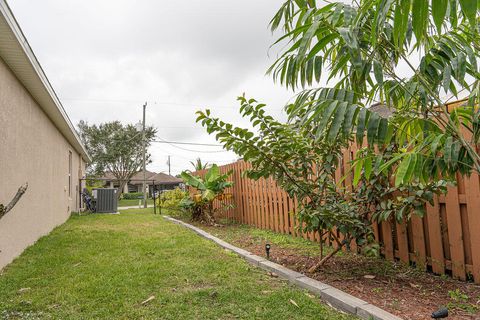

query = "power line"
(153, 151), (237, 163)
(153, 143), (228, 153)
(152, 139), (223, 147)
(62, 97), (239, 110)
(152, 137), (229, 153)
(62, 97), (287, 111)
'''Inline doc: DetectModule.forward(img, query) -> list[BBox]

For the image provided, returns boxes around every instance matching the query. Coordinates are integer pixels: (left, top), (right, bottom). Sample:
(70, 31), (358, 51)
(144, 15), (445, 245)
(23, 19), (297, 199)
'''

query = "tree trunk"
(319, 230), (324, 260)
(117, 180), (127, 199)
(308, 232), (345, 273)
(308, 244), (343, 273)
(191, 202), (216, 225)
(0, 183), (28, 220)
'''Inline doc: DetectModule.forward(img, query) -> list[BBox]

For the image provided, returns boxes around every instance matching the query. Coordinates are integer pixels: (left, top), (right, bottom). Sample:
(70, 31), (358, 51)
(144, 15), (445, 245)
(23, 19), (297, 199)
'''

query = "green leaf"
(454, 53), (467, 82)
(459, 0), (477, 26)
(444, 136), (453, 164)
(367, 112), (380, 145)
(395, 154), (412, 187)
(442, 65), (452, 93)
(305, 34), (337, 61)
(393, 0), (411, 47)
(377, 118), (389, 144)
(412, 0), (428, 43)
(203, 189), (216, 201)
(450, 0), (458, 27)
(314, 56), (323, 82)
(432, 0), (448, 33)
(404, 153), (417, 183)
(431, 134), (444, 154)
(343, 104), (358, 136)
(205, 164), (220, 183)
(316, 101), (338, 139)
(413, 154), (424, 181)
(181, 172), (206, 190)
(373, 60), (384, 85)
(379, 153), (404, 173)
(327, 102), (348, 140)
(356, 108), (368, 145)
(451, 140), (461, 167)
(298, 19), (321, 59)
(372, 0), (395, 44)
(353, 158), (363, 186)
(364, 156), (373, 180)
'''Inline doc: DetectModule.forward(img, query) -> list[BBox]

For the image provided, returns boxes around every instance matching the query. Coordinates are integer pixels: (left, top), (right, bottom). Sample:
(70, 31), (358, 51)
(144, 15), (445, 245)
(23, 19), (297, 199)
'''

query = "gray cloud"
(9, 0), (293, 174)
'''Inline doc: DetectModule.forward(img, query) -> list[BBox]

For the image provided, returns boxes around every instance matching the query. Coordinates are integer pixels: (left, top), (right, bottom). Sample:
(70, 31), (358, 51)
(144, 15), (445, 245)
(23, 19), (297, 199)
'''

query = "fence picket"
(411, 215), (427, 270)
(395, 219), (410, 263)
(426, 198), (445, 275)
(465, 173), (480, 282)
(445, 183), (466, 280)
(381, 221), (395, 260)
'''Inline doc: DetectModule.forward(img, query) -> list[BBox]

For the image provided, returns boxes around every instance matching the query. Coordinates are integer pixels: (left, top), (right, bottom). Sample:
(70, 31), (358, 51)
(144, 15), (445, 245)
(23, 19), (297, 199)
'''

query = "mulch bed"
(191, 222), (480, 320)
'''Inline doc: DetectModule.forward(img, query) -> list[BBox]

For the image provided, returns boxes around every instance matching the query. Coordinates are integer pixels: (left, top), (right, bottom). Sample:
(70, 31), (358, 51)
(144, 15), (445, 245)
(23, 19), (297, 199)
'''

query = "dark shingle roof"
(130, 172), (182, 185)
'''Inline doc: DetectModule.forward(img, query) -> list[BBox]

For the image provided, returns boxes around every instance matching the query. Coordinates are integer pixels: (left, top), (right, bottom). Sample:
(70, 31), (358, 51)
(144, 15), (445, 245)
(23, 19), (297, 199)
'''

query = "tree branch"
(0, 183), (28, 220)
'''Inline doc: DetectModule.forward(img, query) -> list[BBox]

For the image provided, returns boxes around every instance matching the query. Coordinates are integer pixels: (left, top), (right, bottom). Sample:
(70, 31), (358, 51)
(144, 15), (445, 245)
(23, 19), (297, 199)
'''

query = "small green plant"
(447, 289), (479, 314)
(371, 287), (382, 294)
(180, 164), (233, 224)
(449, 288), (469, 302)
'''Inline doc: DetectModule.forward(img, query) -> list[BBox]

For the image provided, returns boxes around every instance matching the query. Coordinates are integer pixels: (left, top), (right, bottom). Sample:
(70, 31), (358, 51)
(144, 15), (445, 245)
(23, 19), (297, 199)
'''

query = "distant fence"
(192, 155), (480, 284)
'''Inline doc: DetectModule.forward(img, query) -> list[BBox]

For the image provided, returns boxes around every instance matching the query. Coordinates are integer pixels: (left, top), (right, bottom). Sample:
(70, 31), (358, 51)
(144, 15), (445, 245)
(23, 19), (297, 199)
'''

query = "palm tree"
(190, 158), (209, 171)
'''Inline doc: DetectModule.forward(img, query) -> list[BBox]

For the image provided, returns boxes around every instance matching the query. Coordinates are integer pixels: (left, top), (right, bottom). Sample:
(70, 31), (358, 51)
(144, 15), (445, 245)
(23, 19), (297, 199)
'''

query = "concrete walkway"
(118, 205), (154, 210)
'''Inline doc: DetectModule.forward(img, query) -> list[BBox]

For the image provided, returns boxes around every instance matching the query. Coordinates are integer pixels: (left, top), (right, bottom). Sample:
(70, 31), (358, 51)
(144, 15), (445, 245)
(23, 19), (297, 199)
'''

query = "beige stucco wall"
(0, 57), (86, 269)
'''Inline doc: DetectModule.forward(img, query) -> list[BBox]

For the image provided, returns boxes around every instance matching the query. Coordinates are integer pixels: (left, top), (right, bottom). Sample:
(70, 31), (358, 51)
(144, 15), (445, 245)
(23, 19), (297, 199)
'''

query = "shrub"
(122, 192), (145, 200)
(157, 188), (188, 210)
(85, 179), (104, 195)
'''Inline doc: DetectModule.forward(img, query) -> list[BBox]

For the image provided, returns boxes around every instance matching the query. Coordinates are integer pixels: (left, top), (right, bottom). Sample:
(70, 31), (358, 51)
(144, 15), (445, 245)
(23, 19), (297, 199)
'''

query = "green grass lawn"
(0, 209), (354, 319)
(118, 198), (154, 207)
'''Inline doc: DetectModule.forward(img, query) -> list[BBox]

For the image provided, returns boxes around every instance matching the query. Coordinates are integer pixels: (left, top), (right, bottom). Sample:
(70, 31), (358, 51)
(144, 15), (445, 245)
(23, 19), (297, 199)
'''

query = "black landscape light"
(265, 243), (271, 260)
(431, 307), (448, 318)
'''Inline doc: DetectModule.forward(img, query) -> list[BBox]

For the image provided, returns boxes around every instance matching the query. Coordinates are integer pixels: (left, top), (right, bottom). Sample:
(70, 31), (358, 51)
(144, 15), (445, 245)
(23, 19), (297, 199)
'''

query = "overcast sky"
(9, 0), (295, 175)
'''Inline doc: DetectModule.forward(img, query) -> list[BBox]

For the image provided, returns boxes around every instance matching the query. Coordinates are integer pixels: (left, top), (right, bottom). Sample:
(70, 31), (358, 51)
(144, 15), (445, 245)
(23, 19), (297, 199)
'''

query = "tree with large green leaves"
(269, 0), (479, 185)
(78, 121), (156, 198)
(197, 97), (383, 269)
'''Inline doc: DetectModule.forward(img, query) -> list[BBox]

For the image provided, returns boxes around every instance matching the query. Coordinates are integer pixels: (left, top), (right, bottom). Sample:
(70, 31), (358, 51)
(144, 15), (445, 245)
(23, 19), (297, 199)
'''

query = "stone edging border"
(163, 216), (402, 320)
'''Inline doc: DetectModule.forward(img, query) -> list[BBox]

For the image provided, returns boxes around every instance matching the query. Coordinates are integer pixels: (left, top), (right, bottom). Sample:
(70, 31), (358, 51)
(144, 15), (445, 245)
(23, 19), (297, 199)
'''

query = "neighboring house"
(369, 103), (394, 118)
(0, 1), (90, 269)
(102, 170), (183, 196)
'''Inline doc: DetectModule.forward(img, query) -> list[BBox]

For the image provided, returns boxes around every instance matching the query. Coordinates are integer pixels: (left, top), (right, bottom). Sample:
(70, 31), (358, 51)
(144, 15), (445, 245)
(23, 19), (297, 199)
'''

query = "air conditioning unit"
(92, 188), (118, 213)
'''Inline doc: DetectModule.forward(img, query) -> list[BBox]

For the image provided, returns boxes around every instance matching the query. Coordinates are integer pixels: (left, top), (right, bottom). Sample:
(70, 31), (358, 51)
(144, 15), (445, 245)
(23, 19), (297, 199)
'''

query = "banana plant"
(180, 164), (233, 223)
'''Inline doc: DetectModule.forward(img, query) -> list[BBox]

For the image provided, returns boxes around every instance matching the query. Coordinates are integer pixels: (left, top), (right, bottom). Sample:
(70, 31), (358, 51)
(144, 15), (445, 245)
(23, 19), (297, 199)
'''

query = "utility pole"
(167, 155), (171, 176)
(142, 102), (147, 208)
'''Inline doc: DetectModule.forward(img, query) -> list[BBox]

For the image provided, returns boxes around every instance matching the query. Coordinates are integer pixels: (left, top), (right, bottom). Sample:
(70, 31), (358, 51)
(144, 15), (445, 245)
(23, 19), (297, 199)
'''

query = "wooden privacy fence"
(192, 157), (480, 284)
